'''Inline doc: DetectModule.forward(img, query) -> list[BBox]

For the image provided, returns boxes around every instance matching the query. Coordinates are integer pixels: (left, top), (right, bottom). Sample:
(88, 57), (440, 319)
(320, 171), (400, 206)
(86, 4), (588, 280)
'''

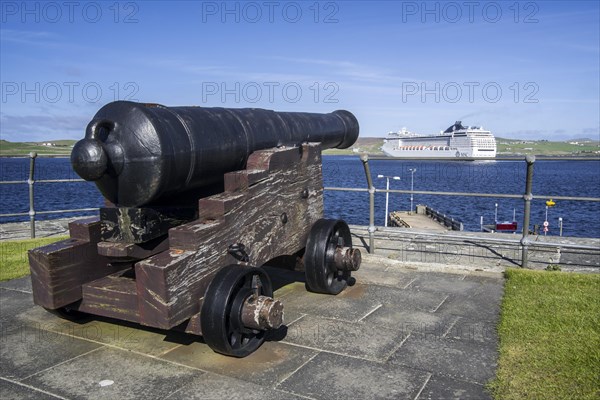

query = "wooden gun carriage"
(28, 101), (361, 357)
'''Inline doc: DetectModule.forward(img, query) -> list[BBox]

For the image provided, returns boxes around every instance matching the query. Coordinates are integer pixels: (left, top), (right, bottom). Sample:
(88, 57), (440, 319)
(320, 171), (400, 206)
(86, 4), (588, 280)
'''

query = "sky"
(1, 0), (599, 142)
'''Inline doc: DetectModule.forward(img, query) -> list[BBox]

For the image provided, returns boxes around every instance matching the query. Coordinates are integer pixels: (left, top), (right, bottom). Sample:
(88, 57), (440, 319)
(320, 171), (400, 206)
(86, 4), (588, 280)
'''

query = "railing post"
(521, 155), (535, 268)
(28, 151), (37, 238)
(360, 154), (376, 254)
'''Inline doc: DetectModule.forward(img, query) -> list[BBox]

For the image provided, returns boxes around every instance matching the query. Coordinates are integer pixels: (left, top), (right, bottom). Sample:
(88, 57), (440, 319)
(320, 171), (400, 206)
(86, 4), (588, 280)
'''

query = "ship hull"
(381, 147), (497, 158)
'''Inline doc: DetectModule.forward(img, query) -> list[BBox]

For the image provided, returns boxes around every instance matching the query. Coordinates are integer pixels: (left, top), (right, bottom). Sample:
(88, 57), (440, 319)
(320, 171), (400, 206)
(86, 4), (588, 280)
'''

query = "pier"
(387, 205), (463, 232)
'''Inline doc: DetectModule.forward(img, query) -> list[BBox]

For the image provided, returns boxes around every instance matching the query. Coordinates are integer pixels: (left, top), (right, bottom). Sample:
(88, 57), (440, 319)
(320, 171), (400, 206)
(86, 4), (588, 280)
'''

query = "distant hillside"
(0, 140), (76, 156)
(1, 136), (598, 157)
(323, 137), (385, 155)
(495, 137), (600, 156)
(323, 136), (600, 156)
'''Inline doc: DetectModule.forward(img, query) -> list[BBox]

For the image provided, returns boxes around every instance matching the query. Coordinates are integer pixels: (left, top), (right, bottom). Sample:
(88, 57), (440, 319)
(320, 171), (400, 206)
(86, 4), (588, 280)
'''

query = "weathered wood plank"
(134, 249), (198, 329)
(68, 217), (102, 242)
(80, 271), (140, 323)
(97, 236), (169, 260)
(197, 193), (245, 221)
(29, 219), (125, 309)
(135, 144), (324, 329)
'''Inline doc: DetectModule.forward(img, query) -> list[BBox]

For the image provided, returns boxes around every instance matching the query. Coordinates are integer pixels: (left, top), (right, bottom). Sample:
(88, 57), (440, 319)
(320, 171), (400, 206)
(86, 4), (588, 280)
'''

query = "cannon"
(28, 101), (362, 357)
(71, 101), (358, 207)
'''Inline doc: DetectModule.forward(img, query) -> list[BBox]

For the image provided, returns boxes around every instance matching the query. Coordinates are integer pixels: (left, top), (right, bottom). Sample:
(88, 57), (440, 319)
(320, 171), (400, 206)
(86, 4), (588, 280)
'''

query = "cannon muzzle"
(71, 101), (359, 207)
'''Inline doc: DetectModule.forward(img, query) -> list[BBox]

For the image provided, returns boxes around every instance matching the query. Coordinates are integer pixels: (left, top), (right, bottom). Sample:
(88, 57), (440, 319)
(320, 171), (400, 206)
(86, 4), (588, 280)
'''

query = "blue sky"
(1, 1), (599, 141)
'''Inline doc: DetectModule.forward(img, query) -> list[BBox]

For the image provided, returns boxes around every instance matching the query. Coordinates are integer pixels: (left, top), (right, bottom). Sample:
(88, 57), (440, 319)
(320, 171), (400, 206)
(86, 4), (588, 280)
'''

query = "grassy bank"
(490, 269), (600, 399)
(321, 136), (599, 157)
(497, 139), (600, 156)
(0, 139), (74, 156)
(0, 236), (67, 281)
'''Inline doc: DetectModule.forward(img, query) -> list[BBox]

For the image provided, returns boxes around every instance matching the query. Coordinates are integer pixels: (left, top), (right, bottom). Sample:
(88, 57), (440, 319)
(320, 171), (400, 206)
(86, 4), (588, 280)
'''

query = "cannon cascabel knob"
(71, 138), (108, 181)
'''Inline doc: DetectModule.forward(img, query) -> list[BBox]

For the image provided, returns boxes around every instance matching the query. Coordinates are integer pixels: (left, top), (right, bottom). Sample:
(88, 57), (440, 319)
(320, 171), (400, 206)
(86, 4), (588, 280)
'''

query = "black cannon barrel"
(71, 101), (359, 207)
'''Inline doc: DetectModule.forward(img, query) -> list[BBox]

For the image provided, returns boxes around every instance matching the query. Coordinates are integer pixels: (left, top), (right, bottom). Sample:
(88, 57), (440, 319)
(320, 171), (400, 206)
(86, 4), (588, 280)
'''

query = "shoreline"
(321, 153), (600, 160)
(0, 154), (72, 158)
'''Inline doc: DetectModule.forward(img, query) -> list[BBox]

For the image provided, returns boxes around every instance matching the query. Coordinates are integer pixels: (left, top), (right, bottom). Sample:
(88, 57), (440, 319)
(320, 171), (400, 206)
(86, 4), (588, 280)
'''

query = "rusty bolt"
(241, 295), (284, 330)
(333, 246), (361, 272)
(280, 212), (288, 224)
(301, 189), (309, 199)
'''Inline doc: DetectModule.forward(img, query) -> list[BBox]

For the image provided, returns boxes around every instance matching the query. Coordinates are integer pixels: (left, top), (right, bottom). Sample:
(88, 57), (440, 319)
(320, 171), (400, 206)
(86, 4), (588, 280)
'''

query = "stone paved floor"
(0, 258), (503, 400)
(0, 218), (76, 241)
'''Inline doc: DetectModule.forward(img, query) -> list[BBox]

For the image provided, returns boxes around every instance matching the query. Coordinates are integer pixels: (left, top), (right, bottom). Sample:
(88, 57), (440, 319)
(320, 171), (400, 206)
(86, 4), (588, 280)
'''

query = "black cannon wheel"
(201, 265), (273, 357)
(304, 219), (353, 295)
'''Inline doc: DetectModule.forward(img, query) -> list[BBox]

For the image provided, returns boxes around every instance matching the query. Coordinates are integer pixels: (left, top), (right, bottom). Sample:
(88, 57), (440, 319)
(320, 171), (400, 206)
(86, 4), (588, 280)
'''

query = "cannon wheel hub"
(200, 265), (274, 357)
(304, 219), (360, 294)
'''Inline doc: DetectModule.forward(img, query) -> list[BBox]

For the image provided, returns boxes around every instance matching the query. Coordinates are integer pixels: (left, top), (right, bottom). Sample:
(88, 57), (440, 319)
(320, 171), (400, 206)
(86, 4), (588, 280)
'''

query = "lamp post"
(558, 217), (563, 236)
(408, 168), (417, 214)
(377, 174), (400, 227)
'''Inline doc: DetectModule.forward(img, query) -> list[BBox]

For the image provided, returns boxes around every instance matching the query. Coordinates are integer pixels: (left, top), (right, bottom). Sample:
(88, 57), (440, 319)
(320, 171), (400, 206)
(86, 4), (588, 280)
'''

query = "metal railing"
(424, 206), (463, 231)
(325, 154), (600, 268)
(0, 152), (98, 238)
(1, 152), (599, 268)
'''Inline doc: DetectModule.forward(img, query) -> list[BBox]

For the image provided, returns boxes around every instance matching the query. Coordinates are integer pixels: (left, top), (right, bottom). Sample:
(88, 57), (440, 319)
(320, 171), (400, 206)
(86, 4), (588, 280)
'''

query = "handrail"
(1, 152), (599, 268)
(324, 187), (600, 202)
(0, 152), (98, 237)
(340, 154), (600, 268)
(0, 178), (86, 184)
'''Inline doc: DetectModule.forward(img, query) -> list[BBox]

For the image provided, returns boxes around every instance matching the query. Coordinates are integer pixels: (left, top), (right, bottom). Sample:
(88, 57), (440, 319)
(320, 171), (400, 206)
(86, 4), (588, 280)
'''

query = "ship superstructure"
(382, 121), (497, 158)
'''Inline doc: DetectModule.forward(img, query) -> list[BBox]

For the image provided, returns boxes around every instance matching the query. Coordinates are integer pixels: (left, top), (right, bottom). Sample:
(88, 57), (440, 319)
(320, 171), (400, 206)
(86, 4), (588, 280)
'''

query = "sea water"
(1, 156), (599, 238)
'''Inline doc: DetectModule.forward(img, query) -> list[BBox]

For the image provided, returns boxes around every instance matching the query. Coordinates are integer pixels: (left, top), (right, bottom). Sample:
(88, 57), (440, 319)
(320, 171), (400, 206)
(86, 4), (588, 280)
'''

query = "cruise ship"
(381, 121), (497, 158)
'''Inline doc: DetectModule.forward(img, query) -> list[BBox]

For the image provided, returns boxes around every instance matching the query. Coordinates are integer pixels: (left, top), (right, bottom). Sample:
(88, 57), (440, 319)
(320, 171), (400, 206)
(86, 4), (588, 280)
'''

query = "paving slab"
(276, 282), (383, 323)
(165, 372), (304, 400)
(443, 316), (498, 344)
(436, 287), (504, 321)
(406, 271), (482, 295)
(0, 378), (62, 400)
(278, 352), (430, 400)
(0, 257), (502, 399)
(0, 325), (102, 380)
(1, 287), (35, 324)
(0, 217), (76, 241)
(21, 347), (204, 400)
(362, 307), (455, 339)
(160, 341), (318, 387)
(341, 282), (450, 313)
(0, 276), (33, 293)
(389, 336), (498, 385)
(351, 264), (418, 287)
(282, 314), (408, 362)
(418, 374), (491, 400)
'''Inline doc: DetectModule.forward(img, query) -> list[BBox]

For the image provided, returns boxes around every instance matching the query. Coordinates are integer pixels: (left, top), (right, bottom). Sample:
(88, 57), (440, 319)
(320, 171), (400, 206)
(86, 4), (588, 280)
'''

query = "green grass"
(322, 137), (600, 156)
(0, 139), (75, 156)
(496, 138), (600, 156)
(489, 269), (600, 399)
(323, 137), (385, 155)
(0, 236), (68, 281)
